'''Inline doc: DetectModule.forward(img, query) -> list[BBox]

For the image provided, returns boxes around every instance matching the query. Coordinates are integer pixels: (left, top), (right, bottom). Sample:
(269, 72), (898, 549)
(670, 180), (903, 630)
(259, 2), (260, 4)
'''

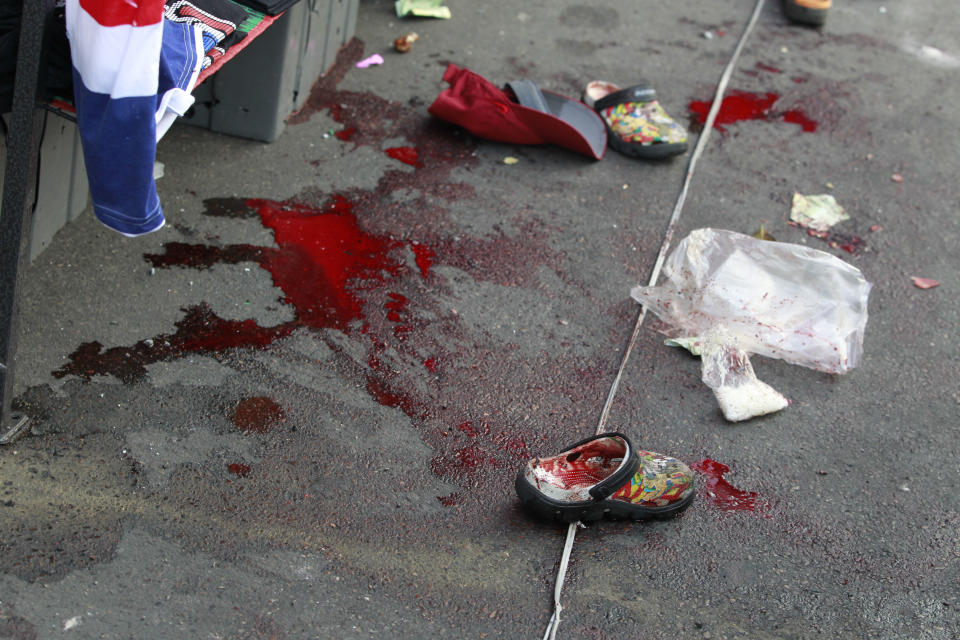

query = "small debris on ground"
(789, 192), (864, 254)
(665, 337), (703, 356)
(752, 223), (776, 241)
(394, 32), (419, 52)
(356, 54), (384, 68)
(911, 276), (940, 289)
(789, 192), (849, 231)
(396, 0), (451, 19)
(503, 156), (519, 165)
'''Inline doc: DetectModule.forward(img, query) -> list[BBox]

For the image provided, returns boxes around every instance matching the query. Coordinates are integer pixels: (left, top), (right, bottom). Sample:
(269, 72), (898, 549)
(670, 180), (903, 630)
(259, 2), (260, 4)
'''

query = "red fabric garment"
(428, 63), (545, 145)
(428, 64), (606, 160)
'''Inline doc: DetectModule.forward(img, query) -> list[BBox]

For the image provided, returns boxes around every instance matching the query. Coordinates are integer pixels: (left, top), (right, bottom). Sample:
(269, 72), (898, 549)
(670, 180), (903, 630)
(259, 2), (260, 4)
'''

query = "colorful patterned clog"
(583, 81), (688, 159)
(515, 433), (694, 523)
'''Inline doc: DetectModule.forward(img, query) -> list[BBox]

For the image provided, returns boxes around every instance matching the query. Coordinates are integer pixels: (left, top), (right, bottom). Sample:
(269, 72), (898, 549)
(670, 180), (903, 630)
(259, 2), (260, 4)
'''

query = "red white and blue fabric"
(66, 0), (203, 236)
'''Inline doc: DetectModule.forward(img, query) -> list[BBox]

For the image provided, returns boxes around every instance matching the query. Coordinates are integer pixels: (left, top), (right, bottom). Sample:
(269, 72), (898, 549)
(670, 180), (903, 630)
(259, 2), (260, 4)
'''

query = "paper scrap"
(665, 337), (702, 356)
(911, 277), (940, 289)
(396, 0), (451, 19)
(356, 54), (384, 69)
(503, 156), (519, 165)
(752, 224), (776, 241)
(789, 192), (849, 231)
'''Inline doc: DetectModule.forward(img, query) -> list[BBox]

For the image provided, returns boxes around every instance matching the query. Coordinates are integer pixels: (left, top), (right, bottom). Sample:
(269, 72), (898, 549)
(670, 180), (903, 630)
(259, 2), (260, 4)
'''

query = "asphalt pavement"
(2, 0), (959, 638)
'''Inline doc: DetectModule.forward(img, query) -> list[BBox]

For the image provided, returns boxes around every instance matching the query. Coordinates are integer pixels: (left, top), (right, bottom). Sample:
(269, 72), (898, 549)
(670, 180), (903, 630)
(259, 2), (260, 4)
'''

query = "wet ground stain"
(50, 38), (595, 529)
(232, 396), (285, 433)
(691, 458), (767, 513)
(385, 146), (422, 167)
(27, 47), (818, 620)
(10, 37), (953, 640)
(227, 462), (251, 477)
(791, 223), (867, 255)
(688, 90), (819, 134)
(53, 303), (293, 383)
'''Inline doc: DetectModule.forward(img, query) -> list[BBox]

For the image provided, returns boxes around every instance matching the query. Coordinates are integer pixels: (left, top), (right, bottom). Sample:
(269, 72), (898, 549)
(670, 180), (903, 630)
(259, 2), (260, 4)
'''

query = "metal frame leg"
(1, 0), (56, 442)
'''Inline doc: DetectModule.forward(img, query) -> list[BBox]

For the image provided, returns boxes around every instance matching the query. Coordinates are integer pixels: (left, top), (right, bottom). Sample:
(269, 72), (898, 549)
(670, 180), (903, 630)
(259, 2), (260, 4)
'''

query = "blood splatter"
(456, 421), (481, 437)
(689, 91), (776, 131)
(365, 374), (421, 420)
(53, 41), (576, 508)
(385, 293), (411, 340)
(57, 193), (423, 380)
(233, 396), (285, 434)
(782, 108), (819, 132)
(53, 304), (295, 382)
(792, 224), (866, 255)
(151, 196), (411, 333)
(410, 243), (434, 278)
(385, 146), (422, 167)
(144, 242), (264, 269)
(493, 433), (529, 460)
(227, 463), (252, 477)
(437, 493), (463, 507)
(249, 196), (407, 331)
(688, 90), (818, 133)
(335, 127), (356, 141)
(690, 459), (764, 512)
(430, 444), (499, 479)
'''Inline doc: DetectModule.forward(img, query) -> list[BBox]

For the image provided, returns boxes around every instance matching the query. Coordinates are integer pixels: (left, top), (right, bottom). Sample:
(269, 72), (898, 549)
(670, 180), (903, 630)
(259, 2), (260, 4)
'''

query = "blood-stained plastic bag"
(631, 228), (872, 421)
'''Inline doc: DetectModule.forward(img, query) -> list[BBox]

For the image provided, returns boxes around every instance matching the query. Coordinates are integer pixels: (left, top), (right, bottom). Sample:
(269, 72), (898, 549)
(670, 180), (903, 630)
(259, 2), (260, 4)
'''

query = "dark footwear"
(515, 433), (694, 523)
(784, 0), (830, 25)
(583, 81), (688, 159)
(428, 64), (607, 160)
(503, 80), (607, 160)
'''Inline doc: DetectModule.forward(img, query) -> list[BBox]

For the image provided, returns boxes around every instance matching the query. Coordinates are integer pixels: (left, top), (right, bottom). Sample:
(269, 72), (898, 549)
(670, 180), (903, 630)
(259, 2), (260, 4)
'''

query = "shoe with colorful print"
(583, 81), (688, 159)
(515, 433), (694, 523)
(784, 0), (831, 26)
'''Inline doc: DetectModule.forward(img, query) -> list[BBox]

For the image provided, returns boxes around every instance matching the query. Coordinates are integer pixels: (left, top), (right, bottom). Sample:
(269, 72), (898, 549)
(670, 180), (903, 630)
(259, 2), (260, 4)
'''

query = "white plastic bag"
(631, 228), (872, 421)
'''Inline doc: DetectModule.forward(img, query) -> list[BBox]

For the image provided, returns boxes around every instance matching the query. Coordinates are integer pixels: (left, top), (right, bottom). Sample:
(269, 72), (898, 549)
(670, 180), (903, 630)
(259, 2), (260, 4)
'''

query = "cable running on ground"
(540, 1), (768, 637)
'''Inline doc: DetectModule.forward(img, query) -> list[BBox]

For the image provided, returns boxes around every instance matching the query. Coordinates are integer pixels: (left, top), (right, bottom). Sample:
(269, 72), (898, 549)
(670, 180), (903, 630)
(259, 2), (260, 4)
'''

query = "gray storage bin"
(182, 0), (359, 142)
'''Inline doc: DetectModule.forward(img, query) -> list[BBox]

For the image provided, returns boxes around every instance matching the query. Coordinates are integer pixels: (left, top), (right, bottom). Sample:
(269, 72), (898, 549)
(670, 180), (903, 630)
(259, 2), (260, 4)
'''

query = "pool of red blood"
(385, 146), (422, 167)
(51, 42), (610, 508)
(691, 458), (764, 512)
(689, 90), (818, 133)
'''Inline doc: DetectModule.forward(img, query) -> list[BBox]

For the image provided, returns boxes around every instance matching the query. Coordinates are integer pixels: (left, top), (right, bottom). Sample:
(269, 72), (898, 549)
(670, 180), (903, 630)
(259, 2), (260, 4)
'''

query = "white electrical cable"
(540, 0), (767, 637)
(541, 522), (579, 640)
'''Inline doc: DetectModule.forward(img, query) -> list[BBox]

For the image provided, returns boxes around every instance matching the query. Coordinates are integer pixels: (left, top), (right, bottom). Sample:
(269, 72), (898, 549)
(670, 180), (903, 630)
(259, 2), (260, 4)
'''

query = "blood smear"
(690, 458), (762, 512)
